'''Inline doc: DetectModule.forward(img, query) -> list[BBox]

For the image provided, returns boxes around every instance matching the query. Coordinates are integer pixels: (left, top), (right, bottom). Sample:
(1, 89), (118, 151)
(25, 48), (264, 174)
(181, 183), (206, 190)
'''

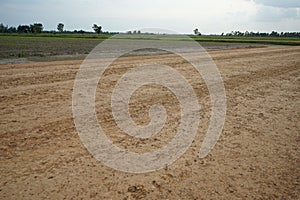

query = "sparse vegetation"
(0, 23), (299, 60)
(0, 32), (299, 59)
(0, 34), (109, 58)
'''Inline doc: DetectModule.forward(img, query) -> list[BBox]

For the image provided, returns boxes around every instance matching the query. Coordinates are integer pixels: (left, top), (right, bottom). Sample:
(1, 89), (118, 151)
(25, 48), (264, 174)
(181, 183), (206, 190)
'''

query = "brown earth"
(0, 46), (299, 199)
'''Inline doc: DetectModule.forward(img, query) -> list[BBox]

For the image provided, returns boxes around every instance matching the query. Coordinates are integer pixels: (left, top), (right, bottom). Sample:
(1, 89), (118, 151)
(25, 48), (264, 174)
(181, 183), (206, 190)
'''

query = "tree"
(57, 23), (64, 32)
(17, 25), (31, 33)
(0, 23), (8, 33)
(92, 24), (102, 34)
(270, 31), (279, 37)
(7, 26), (16, 33)
(193, 28), (199, 35)
(30, 23), (43, 33)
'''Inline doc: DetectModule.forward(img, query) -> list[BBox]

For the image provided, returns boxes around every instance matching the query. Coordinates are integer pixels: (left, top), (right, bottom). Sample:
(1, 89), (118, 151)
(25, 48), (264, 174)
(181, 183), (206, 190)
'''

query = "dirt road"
(0, 46), (299, 199)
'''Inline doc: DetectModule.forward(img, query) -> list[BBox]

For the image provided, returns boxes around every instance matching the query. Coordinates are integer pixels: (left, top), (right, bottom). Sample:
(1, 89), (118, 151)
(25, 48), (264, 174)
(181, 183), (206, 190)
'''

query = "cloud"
(251, 0), (300, 8)
(255, 5), (299, 22)
(0, 0), (299, 33)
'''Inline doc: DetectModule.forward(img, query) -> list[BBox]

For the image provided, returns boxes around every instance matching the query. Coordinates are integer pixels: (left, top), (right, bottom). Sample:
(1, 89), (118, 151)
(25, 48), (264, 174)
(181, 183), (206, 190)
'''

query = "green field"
(190, 35), (300, 46)
(0, 33), (299, 59)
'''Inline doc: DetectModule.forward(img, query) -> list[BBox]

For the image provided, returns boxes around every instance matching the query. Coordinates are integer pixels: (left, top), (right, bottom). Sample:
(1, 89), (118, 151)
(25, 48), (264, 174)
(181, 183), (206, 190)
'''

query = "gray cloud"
(252, 0), (300, 8)
(246, 0), (300, 23)
(0, 0), (299, 33)
(255, 6), (298, 22)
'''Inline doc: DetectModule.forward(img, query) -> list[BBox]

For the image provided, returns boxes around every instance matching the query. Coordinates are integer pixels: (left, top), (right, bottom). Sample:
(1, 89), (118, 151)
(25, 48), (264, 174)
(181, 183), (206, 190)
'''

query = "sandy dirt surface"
(0, 46), (299, 199)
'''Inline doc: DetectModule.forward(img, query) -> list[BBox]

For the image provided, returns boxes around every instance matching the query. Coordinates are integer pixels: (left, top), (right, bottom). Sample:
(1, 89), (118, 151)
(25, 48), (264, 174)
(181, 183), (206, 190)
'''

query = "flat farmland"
(3, 34), (297, 62)
(0, 45), (299, 199)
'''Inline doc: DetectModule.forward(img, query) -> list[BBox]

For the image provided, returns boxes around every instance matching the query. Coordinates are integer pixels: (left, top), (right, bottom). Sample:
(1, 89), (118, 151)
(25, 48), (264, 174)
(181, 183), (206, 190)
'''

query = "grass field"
(0, 33), (299, 59)
(190, 35), (300, 45)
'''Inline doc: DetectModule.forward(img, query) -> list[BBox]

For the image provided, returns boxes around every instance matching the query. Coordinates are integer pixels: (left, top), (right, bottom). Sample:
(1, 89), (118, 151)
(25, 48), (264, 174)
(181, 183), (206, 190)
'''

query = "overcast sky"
(0, 0), (299, 34)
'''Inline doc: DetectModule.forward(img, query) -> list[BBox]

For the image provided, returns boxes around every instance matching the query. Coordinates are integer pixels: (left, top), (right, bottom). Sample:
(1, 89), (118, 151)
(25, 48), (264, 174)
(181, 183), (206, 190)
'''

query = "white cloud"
(0, 0), (299, 33)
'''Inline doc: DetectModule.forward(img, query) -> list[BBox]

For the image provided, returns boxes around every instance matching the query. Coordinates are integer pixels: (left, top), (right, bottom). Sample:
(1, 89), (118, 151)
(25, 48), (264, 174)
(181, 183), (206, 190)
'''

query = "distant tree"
(223, 30), (300, 38)
(92, 24), (102, 34)
(259, 32), (268, 37)
(78, 30), (86, 34)
(17, 25), (31, 33)
(127, 31), (132, 34)
(0, 23), (8, 33)
(137, 30), (141, 34)
(30, 23), (43, 33)
(280, 32), (284, 37)
(7, 26), (16, 33)
(233, 31), (244, 36)
(270, 31), (279, 37)
(57, 23), (64, 32)
(193, 28), (199, 35)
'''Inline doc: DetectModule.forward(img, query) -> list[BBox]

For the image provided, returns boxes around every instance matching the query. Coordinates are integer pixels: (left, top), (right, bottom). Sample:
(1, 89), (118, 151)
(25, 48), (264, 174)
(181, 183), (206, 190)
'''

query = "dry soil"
(0, 46), (299, 199)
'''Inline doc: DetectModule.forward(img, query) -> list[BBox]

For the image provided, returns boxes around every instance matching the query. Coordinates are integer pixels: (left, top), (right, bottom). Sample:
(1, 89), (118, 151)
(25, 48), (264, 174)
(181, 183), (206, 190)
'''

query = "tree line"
(194, 28), (300, 37)
(0, 22), (110, 34)
(223, 30), (300, 37)
(1, 22), (299, 37)
(0, 23), (44, 33)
